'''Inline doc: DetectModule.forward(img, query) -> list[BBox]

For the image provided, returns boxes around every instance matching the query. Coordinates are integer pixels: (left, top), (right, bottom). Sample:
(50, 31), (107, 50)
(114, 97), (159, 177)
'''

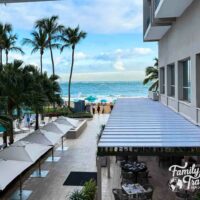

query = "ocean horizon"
(60, 81), (150, 100)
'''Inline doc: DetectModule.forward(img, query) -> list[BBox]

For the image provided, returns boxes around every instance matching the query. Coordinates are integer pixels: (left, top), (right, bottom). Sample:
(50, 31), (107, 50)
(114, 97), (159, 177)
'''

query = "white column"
(97, 157), (102, 200)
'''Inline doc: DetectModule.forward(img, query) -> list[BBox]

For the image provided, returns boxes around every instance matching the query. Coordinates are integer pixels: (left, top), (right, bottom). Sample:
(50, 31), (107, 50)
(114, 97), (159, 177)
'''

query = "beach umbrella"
(85, 96), (97, 102)
(42, 122), (64, 136)
(22, 129), (60, 146)
(0, 159), (32, 191)
(55, 117), (75, 128)
(56, 116), (80, 128)
(101, 99), (107, 103)
(0, 141), (51, 163)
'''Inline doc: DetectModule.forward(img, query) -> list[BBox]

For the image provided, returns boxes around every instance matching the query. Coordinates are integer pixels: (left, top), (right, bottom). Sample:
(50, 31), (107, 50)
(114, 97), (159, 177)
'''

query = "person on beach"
(97, 104), (101, 114)
(110, 103), (114, 112)
(92, 104), (95, 115)
(102, 105), (105, 114)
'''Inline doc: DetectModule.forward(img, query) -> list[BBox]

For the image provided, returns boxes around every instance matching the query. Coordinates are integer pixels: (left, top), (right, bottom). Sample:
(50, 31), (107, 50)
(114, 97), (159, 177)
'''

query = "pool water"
(0, 125), (5, 132)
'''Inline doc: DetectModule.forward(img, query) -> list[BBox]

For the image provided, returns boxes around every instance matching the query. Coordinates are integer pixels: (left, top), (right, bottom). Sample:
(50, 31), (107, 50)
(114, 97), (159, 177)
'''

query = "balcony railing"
(155, 0), (161, 10)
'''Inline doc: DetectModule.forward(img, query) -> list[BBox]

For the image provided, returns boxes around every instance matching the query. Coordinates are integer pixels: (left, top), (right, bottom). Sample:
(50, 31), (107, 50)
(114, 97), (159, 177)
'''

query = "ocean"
(60, 81), (150, 101)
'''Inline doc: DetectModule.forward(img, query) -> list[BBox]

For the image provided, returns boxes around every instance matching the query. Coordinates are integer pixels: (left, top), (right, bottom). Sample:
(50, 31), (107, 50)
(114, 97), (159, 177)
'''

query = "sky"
(0, 0), (158, 82)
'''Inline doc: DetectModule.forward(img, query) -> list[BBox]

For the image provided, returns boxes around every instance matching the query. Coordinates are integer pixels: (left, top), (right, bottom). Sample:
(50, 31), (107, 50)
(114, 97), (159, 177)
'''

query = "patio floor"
(0, 111), (192, 200)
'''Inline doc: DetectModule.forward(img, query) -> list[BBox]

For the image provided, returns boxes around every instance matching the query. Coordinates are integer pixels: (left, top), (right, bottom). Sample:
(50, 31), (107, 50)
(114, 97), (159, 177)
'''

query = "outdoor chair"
(116, 156), (128, 163)
(112, 189), (129, 200)
(128, 155), (138, 162)
(141, 185), (154, 200)
(175, 191), (190, 200)
(121, 171), (136, 184)
(137, 171), (149, 185)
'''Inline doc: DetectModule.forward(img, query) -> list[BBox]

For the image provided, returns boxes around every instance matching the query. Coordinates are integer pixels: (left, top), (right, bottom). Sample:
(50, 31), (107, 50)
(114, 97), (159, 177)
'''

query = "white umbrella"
(53, 122), (72, 135)
(42, 122), (64, 136)
(0, 141), (51, 163)
(55, 117), (75, 128)
(22, 129), (60, 146)
(61, 117), (80, 128)
(0, 159), (32, 191)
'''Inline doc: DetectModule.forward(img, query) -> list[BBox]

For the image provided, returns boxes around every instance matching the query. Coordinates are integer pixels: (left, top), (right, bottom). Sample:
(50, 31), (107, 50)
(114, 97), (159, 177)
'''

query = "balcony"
(144, 23), (171, 41)
(155, 0), (194, 19)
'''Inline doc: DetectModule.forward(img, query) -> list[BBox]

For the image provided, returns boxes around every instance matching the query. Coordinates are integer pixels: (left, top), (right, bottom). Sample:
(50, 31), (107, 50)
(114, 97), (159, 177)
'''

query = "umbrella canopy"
(55, 117), (75, 128)
(101, 99), (107, 103)
(0, 159), (32, 191)
(65, 117), (80, 128)
(42, 122), (64, 136)
(22, 129), (60, 146)
(0, 141), (51, 162)
(85, 96), (97, 102)
(53, 122), (72, 135)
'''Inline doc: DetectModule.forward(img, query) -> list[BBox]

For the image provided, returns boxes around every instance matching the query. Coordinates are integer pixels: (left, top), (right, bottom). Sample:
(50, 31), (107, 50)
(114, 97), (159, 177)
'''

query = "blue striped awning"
(97, 98), (200, 156)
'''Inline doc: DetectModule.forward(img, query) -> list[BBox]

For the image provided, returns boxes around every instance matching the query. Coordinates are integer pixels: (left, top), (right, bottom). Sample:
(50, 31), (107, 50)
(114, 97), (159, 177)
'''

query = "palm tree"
(35, 16), (63, 76)
(143, 58), (159, 91)
(0, 23), (12, 68)
(4, 33), (24, 64)
(22, 28), (48, 73)
(60, 26), (87, 109)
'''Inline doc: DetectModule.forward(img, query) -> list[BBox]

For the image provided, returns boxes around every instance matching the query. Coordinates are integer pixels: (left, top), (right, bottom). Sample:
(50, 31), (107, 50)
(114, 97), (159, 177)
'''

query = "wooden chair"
(142, 185), (154, 200)
(137, 171), (149, 185)
(112, 189), (129, 200)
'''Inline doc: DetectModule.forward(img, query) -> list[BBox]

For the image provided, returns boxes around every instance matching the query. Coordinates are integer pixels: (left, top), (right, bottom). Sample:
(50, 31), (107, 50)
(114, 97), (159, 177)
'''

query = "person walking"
(97, 104), (101, 114)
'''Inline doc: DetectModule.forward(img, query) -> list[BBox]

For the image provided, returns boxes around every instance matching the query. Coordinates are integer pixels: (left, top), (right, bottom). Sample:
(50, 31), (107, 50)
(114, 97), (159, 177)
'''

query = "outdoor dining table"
(122, 161), (147, 173)
(122, 183), (146, 199)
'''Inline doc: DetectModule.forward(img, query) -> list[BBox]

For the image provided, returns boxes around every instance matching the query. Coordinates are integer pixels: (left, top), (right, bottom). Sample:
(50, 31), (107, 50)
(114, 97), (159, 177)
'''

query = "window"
(168, 64), (175, 97)
(182, 59), (191, 102)
(160, 67), (165, 94)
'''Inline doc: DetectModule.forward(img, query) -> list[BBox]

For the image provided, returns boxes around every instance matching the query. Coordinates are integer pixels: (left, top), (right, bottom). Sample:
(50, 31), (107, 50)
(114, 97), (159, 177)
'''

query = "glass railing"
(145, 17), (150, 34)
(155, 0), (161, 10)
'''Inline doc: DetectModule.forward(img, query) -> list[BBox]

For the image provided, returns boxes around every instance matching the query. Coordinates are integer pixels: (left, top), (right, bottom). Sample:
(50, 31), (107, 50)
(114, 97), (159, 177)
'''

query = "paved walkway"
(22, 114), (109, 200)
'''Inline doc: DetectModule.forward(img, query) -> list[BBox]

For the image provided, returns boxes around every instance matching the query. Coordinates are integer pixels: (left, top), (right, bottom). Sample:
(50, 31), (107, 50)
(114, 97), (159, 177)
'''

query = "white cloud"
(75, 52), (87, 60)
(59, 70), (145, 82)
(0, 0), (143, 34)
(133, 48), (153, 55)
(113, 59), (125, 71)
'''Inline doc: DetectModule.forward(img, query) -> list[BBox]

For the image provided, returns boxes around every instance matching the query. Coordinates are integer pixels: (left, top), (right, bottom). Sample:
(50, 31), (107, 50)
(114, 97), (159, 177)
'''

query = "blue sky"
(0, 0), (157, 82)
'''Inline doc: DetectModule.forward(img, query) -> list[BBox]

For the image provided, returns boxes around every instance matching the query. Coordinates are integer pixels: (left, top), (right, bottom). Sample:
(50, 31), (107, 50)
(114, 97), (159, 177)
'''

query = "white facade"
(143, 0), (200, 125)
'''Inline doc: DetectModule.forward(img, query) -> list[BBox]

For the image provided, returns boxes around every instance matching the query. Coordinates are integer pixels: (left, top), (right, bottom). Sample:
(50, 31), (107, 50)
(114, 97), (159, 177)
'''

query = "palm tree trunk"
(68, 46), (75, 110)
(40, 52), (43, 74)
(3, 131), (7, 147)
(9, 120), (14, 145)
(49, 42), (55, 76)
(0, 48), (3, 69)
(35, 111), (39, 130)
(6, 51), (8, 64)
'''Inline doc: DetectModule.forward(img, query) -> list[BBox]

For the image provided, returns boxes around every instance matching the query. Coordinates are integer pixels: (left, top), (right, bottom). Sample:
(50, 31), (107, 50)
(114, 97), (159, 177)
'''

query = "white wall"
(159, 0), (200, 125)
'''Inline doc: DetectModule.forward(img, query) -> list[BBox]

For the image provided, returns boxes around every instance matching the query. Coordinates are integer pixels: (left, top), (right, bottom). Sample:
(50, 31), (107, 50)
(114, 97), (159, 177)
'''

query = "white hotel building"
(144, 0), (200, 125)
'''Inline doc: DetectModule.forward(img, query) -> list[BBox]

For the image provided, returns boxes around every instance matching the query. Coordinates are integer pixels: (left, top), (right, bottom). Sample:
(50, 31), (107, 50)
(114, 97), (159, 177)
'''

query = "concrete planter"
(148, 91), (159, 101)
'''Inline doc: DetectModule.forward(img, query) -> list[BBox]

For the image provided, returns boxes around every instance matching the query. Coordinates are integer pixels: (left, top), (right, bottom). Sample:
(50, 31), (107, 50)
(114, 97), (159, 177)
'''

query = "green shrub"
(82, 179), (97, 200)
(67, 179), (96, 200)
(68, 190), (86, 200)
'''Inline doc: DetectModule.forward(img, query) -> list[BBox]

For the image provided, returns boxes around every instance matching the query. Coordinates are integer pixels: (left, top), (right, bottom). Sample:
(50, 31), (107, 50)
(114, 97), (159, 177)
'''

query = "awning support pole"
(52, 147), (54, 162)
(62, 136), (64, 151)
(19, 174), (22, 198)
(38, 160), (41, 176)
(97, 156), (102, 200)
(107, 156), (111, 178)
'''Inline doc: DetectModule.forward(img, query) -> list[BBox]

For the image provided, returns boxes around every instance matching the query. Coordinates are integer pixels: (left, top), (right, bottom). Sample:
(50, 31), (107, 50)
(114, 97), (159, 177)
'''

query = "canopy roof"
(22, 129), (60, 146)
(0, 141), (51, 162)
(42, 122), (65, 136)
(55, 117), (76, 128)
(0, 159), (32, 191)
(97, 98), (200, 156)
